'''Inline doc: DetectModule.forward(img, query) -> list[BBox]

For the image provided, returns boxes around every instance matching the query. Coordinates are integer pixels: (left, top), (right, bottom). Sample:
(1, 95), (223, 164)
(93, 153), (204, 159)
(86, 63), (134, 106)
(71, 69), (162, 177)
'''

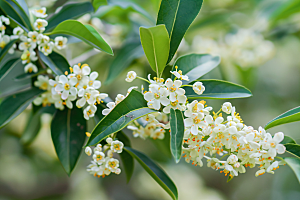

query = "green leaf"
(0, 87), (44, 128)
(0, 0), (32, 31)
(105, 40), (144, 85)
(0, 58), (19, 82)
(172, 54), (221, 85)
(15, 0), (29, 16)
(157, 0), (203, 63)
(170, 108), (184, 163)
(49, 20), (113, 55)
(45, 2), (94, 32)
(281, 136), (296, 145)
(86, 90), (155, 146)
(283, 157), (300, 183)
(51, 104), (86, 175)
(93, 0), (107, 11)
(117, 131), (134, 183)
(185, 79), (252, 99)
(284, 144), (300, 159)
(140, 25), (170, 76)
(0, 39), (17, 63)
(39, 51), (70, 75)
(124, 147), (178, 200)
(265, 106), (300, 130)
(21, 105), (56, 145)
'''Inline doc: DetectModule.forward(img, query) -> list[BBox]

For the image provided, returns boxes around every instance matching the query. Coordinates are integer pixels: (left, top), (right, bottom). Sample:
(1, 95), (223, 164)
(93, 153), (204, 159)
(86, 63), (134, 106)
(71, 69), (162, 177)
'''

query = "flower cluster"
(124, 69), (286, 178)
(33, 63), (108, 120)
(85, 137), (123, 177)
(0, 7), (68, 73)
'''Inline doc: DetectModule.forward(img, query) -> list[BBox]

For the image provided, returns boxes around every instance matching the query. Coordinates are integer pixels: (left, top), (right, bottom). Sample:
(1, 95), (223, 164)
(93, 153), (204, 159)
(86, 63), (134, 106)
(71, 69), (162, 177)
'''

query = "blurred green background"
(1, 0), (300, 199)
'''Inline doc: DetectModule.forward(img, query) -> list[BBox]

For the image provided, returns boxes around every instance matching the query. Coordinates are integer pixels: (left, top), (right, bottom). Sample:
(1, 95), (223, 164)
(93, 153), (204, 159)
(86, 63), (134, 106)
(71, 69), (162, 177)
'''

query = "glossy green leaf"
(150, 133), (172, 159)
(172, 54), (221, 85)
(265, 106), (300, 130)
(0, 87), (44, 128)
(45, 2), (94, 32)
(0, 39), (17, 63)
(0, 0), (32, 31)
(15, 0), (29, 16)
(0, 58), (19, 82)
(93, 0), (107, 11)
(283, 157), (300, 183)
(185, 79), (252, 99)
(39, 51), (70, 75)
(140, 25), (170, 76)
(124, 147), (178, 200)
(49, 20), (113, 55)
(170, 108), (184, 163)
(105, 40), (144, 85)
(117, 131), (134, 183)
(51, 104), (86, 175)
(281, 136), (296, 145)
(157, 0), (203, 63)
(284, 144), (300, 159)
(86, 90), (155, 146)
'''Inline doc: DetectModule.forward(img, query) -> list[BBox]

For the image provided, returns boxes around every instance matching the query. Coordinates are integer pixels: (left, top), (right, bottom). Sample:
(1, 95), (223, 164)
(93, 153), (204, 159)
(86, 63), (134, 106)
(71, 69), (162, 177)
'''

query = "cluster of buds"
(33, 63), (108, 120)
(0, 7), (68, 73)
(124, 69), (286, 178)
(85, 137), (123, 177)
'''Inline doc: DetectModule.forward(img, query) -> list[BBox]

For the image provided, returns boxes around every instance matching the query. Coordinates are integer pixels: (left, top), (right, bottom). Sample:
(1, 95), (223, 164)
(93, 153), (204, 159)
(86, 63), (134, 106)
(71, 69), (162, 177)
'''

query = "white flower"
(21, 50), (38, 64)
(88, 72), (101, 89)
(24, 63), (38, 73)
(84, 104), (97, 120)
(115, 94), (125, 104)
(85, 147), (92, 156)
(165, 78), (185, 101)
(184, 115), (207, 135)
(34, 19), (48, 32)
(71, 64), (91, 81)
(0, 35), (10, 48)
(76, 88), (99, 108)
(34, 75), (50, 90)
(144, 85), (169, 110)
(150, 128), (165, 140)
(28, 31), (39, 43)
(163, 95), (187, 113)
(110, 141), (124, 153)
(54, 36), (68, 49)
(33, 92), (54, 107)
(222, 102), (232, 114)
(125, 71), (137, 82)
(11, 27), (24, 39)
(170, 66), (189, 81)
(32, 7), (48, 18)
(38, 41), (54, 56)
(37, 34), (49, 44)
(102, 102), (116, 115)
(19, 36), (36, 51)
(93, 151), (106, 164)
(8, 43), (16, 54)
(255, 169), (265, 177)
(106, 137), (113, 145)
(105, 158), (119, 172)
(227, 154), (238, 164)
(95, 93), (108, 104)
(193, 82), (205, 95)
(262, 132), (286, 157)
(55, 75), (78, 100)
(266, 161), (279, 174)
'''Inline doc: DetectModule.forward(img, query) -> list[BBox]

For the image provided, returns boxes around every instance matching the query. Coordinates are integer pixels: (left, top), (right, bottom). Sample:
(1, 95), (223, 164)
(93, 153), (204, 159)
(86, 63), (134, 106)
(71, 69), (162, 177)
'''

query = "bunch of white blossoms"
(124, 69), (286, 178)
(33, 63), (108, 120)
(0, 7), (68, 73)
(225, 29), (275, 69)
(85, 137), (123, 177)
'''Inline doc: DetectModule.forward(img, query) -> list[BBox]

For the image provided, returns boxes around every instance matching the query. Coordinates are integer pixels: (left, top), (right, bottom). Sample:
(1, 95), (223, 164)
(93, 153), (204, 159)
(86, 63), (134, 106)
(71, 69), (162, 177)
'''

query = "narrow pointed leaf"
(284, 144), (300, 158)
(281, 136), (296, 145)
(265, 106), (300, 130)
(0, 58), (19, 82)
(49, 20), (113, 55)
(185, 79), (252, 99)
(170, 108), (184, 163)
(0, 0), (32, 31)
(39, 51), (70, 75)
(140, 25), (170, 76)
(15, 0), (29, 16)
(124, 147), (178, 200)
(86, 90), (155, 146)
(105, 40), (144, 85)
(51, 105), (86, 175)
(0, 39), (17, 62)
(172, 54), (221, 84)
(46, 2), (94, 32)
(283, 157), (300, 183)
(0, 87), (44, 128)
(93, 0), (107, 11)
(157, 0), (203, 63)
(117, 131), (134, 183)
